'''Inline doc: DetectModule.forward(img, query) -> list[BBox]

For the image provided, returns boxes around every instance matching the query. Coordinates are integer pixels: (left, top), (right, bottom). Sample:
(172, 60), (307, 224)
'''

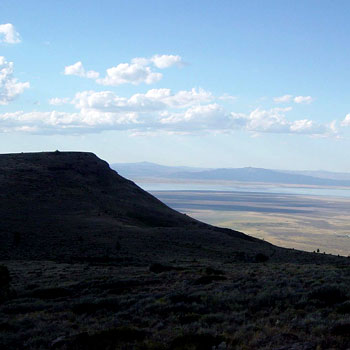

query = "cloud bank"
(0, 88), (337, 137)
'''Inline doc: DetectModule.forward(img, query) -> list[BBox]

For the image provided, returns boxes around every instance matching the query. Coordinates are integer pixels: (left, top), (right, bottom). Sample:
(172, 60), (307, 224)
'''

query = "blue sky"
(1, 0), (350, 171)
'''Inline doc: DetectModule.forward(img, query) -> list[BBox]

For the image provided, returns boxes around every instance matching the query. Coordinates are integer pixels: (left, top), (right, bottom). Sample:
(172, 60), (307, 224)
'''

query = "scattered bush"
(52, 327), (147, 350)
(72, 298), (119, 314)
(193, 275), (226, 285)
(255, 253), (269, 263)
(149, 263), (174, 273)
(170, 293), (202, 304)
(170, 333), (223, 350)
(337, 301), (350, 314)
(331, 322), (350, 336)
(308, 285), (348, 306)
(0, 265), (10, 287)
(205, 267), (224, 275)
(0, 265), (12, 303)
(28, 287), (72, 299)
(178, 313), (201, 324)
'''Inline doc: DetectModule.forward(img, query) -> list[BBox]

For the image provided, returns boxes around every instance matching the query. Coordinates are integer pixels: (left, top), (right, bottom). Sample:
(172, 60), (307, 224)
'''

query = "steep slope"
(0, 152), (343, 264)
(0, 152), (259, 261)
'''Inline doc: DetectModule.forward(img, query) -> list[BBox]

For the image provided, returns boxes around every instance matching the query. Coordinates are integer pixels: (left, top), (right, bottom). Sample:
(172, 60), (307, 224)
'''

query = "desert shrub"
(201, 313), (226, 326)
(72, 297), (119, 314)
(193, 275), (226, 285)
(170, 293), (202, 304)
(52, 327), (147, 350)
(308, 284), (348, 306)
(12, 232), (21, 247)
(2, 300), (48, 314)
(0, 265), (10, 287)
(72, 302), (104, 315)
(28, 287), (72, 299)
(178, 313), (201, 324)
(254, 253), (269, 263)
(0, 265), (12, 303)
(170, 333), (223, 350)
(331, 322), (350, 336)
(337, 300), (350, 314)
(205, 267), (224, 275)
(149, 263), (173, 273)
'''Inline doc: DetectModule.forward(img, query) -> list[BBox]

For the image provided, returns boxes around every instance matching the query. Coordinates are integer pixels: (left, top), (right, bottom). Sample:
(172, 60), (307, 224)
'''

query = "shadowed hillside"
(0, 152), (260, 262)
(0, 151), (342, 264)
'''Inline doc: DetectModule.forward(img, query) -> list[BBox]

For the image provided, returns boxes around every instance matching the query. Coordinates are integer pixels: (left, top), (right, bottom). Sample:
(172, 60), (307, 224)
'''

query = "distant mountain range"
(111, 162), (350, 187)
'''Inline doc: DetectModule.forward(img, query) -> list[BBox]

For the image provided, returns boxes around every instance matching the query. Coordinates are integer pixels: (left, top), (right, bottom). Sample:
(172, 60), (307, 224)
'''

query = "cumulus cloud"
(0, 23), (21, 44)
(0, 56), (30, 105)
(243, 107), (292, 133)
(160, 104), (231, 130)
(294, 96), (313, 104)
(49, 97), (71, 106)
(64, 54), (183, 86)
(150, 54), (183, 69)
(71, 88), (213, 112)
(0, 110), (139, 134)
(341, 114), (350, 127)
(97, 62), (162, 86)
(274, 94), (313, 104)
(218, 93), (237, 102)
(274, 94), (293, 103)
(64, 61), (99, 79)
(1, 87), (336, 137)
(241, 107), (333, 136)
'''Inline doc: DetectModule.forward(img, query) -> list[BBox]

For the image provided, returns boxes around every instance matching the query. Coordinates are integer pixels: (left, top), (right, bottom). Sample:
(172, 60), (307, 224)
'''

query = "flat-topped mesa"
(0, 151), (256, 261)
(0, 151), (198, 226)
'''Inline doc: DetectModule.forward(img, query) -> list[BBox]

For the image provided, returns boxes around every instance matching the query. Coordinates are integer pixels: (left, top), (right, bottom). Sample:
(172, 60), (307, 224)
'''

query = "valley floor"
(151, 190), (350, 256)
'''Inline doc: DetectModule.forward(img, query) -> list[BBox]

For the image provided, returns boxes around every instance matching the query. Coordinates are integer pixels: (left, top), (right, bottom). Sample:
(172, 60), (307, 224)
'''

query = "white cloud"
(72, 88), (213, 112)
(49, 97), (71, 106)
(0, 23), (21, 44)
(160, 104), (231, 131)
(244, 107), (291, 133)
(151, 54), (182, 69)
(294, 95), (313, 104)
(0, 110), (139, 134)
(64, 54), (183, 86)
(131, 55), (183, 69)
(274, 94), (313, 104)
(274, 94), (293, 103)
(227, 107), (335, 137)
(97, 62), (162, 86)
(0, 56), (30, 105)
(341, 114), (350, 127)
(64, 61), (99, 79)
(0, 87), (336, 137)
(289, 119), (326, 134)
(218, 93), (237, 102)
